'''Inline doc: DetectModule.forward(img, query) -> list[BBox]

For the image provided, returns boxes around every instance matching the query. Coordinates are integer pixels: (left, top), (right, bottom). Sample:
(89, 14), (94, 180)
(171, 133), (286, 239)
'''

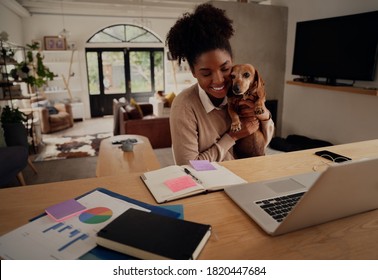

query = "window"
(87, 24), (161, 43)
(86, 24), (164, 104)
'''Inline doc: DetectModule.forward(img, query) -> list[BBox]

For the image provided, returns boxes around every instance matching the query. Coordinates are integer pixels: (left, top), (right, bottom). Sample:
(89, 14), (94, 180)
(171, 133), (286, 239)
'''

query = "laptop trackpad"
(266, 179), (306, 194)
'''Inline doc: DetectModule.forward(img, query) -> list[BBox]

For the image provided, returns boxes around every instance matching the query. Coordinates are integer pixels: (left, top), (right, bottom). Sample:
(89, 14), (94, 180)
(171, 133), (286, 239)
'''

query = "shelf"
(0, 96), (31, 100)
(44, 62), (77, 65)
(44, 89), (81, 94)
(287, 81), (378, 96)
(44, 90), (68, 94)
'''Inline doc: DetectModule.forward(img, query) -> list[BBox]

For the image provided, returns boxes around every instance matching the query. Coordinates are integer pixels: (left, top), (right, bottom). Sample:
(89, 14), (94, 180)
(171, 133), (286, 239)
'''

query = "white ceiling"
(6, 0), (268, 18)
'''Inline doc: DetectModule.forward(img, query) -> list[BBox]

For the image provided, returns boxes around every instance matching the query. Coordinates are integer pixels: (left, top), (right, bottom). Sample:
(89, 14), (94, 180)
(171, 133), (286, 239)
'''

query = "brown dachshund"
(228, 64), (267, 158)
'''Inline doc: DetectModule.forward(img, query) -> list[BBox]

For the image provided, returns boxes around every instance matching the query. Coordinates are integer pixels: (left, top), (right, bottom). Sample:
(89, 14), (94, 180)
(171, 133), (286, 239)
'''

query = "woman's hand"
(228, 117), (260, 141)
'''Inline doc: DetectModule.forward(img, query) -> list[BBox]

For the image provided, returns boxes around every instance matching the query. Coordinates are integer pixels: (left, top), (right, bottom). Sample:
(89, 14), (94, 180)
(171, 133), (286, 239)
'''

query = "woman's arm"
(233, 100), (275, 146)
(170, 100), (235, 165)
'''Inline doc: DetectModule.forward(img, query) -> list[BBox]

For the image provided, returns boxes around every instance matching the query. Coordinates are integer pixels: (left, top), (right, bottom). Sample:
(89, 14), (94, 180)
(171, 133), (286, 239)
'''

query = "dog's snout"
(232, 84), (242, 94)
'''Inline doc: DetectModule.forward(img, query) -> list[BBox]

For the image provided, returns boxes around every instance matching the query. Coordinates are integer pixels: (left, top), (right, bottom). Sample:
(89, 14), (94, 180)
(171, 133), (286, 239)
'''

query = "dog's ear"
(249, 69), (265, 98)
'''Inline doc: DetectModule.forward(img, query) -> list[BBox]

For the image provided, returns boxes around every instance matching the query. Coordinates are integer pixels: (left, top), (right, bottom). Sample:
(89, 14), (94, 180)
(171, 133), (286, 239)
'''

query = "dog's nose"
(232, 85), (241, 94)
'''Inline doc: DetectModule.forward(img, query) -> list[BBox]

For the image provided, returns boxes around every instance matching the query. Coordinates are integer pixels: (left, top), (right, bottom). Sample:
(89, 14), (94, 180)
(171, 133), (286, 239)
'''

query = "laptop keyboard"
(255, 192), (305, 222)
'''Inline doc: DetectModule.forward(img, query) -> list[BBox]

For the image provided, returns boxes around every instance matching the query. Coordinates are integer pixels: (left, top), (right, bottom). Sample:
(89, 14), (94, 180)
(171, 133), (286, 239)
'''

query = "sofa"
(113, 98), (172, 149)
(30, 97), (74, 134)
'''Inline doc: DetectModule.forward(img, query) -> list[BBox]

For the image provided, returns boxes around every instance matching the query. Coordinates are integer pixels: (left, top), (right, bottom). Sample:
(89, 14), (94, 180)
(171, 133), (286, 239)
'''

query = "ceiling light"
(58, 1), (70, 39)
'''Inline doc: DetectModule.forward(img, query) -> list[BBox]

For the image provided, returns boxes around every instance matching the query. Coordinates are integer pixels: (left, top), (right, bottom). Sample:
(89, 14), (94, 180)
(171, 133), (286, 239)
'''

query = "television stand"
(287, 81), (378, 97)
(293, 77), (353, 87)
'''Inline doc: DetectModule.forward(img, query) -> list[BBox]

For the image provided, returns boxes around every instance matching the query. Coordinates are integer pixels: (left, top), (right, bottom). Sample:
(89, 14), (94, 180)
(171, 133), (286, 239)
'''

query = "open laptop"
(224, 157), (378, 236)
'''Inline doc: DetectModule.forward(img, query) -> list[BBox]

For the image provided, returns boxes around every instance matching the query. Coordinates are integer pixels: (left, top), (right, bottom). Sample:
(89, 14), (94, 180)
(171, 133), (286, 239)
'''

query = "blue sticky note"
(45, 199), (86, 222)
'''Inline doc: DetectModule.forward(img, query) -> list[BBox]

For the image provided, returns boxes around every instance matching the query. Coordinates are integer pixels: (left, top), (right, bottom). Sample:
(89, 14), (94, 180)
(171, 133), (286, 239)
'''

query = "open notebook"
(140, 162), (246, 203)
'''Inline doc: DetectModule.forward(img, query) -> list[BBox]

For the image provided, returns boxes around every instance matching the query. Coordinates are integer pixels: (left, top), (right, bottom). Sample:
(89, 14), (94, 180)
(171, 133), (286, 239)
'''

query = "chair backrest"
(265, 99), (278, 126)
(113, 98), (127, 135)
(2, 122), (28, 148)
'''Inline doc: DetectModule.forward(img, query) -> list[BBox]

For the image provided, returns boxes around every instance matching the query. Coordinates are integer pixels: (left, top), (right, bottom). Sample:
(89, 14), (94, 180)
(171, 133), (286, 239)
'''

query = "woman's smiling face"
(191, 49), (233, 99)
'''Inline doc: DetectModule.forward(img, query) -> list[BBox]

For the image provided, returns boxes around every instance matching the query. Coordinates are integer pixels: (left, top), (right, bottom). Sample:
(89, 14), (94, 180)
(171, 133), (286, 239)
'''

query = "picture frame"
(44, 36), (66, 51)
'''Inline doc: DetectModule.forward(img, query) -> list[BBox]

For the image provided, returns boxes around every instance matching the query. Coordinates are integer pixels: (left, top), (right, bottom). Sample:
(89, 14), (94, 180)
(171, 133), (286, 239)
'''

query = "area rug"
(34, 132), (112, 162)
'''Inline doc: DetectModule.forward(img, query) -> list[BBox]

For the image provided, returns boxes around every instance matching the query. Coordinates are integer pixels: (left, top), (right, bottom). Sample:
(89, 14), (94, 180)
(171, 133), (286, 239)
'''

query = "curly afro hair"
(166, 3), (234, 68)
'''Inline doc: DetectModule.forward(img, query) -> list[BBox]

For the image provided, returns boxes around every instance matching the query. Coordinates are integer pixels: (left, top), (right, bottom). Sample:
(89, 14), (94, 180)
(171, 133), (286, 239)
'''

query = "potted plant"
(0, 105), (28, 147)
(10, 42), (55, 93)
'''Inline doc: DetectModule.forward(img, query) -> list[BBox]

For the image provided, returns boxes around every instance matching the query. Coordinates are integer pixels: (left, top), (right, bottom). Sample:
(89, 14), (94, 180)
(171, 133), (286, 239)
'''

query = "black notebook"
(96, 208), (211, 260)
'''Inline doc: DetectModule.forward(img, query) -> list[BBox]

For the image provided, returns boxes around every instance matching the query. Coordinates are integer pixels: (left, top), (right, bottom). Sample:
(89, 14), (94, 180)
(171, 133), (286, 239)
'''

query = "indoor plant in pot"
(0, 105), (28, 147)
(10, 42), (55, 93)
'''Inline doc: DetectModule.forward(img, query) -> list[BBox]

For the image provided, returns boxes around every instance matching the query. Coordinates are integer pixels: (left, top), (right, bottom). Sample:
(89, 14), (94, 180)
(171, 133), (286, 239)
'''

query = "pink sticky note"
(45, 199), (87, 222)
(189, 160), (217, 171)
(164, 175), (197, 192)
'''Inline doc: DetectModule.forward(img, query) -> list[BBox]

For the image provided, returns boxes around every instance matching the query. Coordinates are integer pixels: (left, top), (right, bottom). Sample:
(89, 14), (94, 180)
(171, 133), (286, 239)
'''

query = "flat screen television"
(292, 11), (378, 85)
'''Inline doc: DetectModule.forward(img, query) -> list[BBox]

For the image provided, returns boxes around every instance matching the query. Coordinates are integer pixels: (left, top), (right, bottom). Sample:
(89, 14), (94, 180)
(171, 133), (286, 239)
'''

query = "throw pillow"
(130, 98), (143, 117)
(154, 91), (167, 102)
(165, 92), (176, 107)
(47, 106), (59, 115)
(125, 104), (143, 119)
(118, 97), (127, 104)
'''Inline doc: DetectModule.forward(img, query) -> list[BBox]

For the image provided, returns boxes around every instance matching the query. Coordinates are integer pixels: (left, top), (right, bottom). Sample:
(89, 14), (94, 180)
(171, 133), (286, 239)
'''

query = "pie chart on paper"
(79, 207), (113, 224)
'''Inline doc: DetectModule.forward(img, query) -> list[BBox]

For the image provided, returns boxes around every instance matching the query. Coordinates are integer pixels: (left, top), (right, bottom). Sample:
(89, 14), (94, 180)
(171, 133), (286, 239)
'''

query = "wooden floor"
(41, 116), (175, 167)
(42, 116), (114, 139)
(4, 117), (174, 187)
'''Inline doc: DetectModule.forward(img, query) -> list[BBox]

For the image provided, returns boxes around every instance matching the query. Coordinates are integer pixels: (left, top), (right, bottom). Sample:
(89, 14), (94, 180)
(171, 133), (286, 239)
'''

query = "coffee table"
(96, 134), (161, 177)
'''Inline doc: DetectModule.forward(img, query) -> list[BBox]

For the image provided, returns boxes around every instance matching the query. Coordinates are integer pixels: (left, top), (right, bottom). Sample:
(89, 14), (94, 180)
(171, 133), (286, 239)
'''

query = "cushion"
(49, 112), (70, 123)
(165, 92), (176, 107)
(119, 97), (127, 104)
(270, 134), (333, 152)
(125, 104), (143, 120)
(130, 98), (143, 117)
(47, 106), (59, 115)
(154, 91), (167, 102)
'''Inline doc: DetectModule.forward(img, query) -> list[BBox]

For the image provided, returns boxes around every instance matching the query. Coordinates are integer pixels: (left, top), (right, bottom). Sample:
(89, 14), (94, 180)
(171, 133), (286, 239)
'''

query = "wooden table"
(1, 139), (378, 259)
(96, 134), (161, 177)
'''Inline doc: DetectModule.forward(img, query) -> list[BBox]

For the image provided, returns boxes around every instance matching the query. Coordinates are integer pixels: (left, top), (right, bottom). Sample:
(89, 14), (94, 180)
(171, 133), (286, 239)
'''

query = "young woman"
(166, 3), (274, 165)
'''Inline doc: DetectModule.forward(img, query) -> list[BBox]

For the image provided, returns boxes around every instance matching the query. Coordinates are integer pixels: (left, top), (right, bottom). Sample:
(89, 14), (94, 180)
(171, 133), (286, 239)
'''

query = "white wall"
(212, 1), (287, 136)
(0, 3), (24, 44)
(16, 14), (178, 119)
(272, 0), (378, 144)
(2, 0), (378, 143)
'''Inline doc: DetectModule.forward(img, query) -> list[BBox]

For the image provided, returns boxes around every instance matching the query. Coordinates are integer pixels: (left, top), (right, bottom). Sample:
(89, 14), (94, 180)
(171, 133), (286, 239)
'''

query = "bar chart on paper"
(42, 222), (90, 252)
(0, 190), (148, 259)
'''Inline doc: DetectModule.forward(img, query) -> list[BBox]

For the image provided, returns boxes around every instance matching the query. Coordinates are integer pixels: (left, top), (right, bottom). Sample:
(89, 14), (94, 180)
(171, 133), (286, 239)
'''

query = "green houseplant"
(0, 105), (28, 147)
(0, 105), (27, 124)
(10, 42), (55, 92)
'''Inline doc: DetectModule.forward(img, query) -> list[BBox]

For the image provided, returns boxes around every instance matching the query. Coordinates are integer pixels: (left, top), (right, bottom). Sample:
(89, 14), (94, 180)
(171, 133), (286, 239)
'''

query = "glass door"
(86, 49), (127, 117)
(86, 48), (164, 117)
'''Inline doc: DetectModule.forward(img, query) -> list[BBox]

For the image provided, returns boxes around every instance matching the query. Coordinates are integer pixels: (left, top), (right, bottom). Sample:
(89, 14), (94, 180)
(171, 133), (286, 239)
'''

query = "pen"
(183, 168), (203, 184)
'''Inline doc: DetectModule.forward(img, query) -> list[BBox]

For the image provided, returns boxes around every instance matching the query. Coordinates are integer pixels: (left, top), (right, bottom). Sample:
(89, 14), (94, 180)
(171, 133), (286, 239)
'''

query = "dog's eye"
(243, 72), (250, 78)
(230, 74), (235, 79)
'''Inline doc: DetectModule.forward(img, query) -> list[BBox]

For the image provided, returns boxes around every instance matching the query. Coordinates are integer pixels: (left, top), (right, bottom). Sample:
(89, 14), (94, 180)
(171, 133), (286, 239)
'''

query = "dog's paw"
(254, 107), (265, 115)
(231, 122), (242, 132)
